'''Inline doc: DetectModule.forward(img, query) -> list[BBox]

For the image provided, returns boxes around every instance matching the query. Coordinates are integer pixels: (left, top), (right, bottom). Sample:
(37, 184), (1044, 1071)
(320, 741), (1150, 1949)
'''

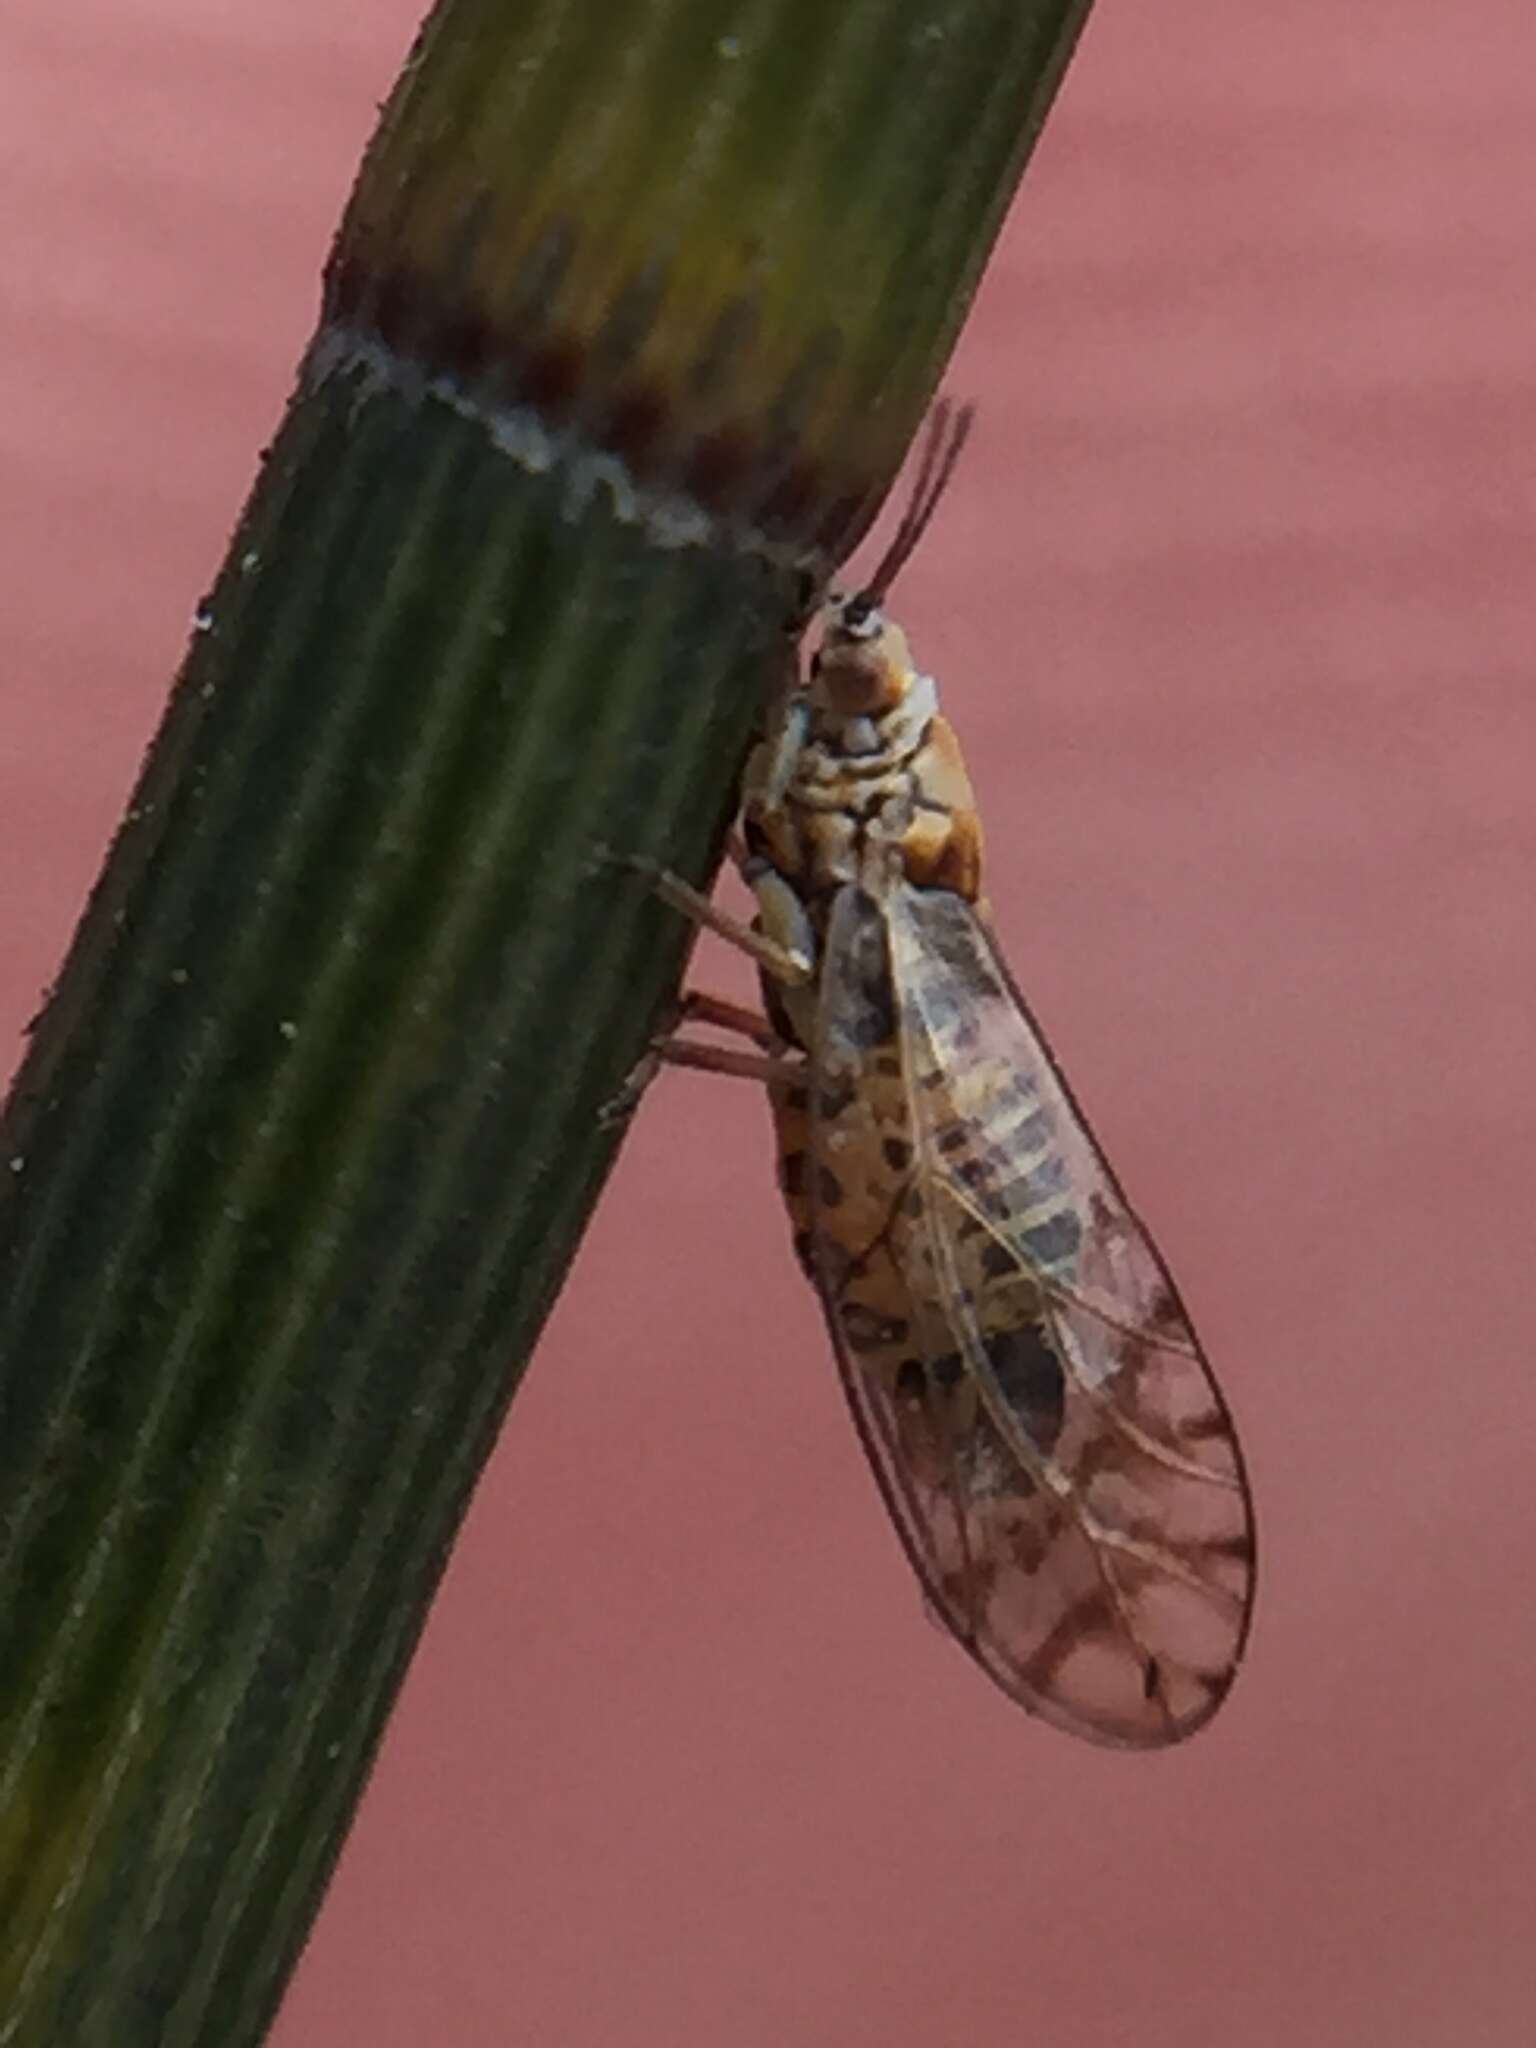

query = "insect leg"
(598, 1028), (803, 1125)
(676, 990), (782, 1048)
(597, 846), (815, 1122)
(635, 859), (813, 987)
(653, 1039), (804, 1086)
(618, 847), (823, 991)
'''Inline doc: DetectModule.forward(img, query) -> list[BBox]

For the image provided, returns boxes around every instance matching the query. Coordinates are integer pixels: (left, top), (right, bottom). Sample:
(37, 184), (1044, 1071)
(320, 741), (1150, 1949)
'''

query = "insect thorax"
(742, 678), (984, 914)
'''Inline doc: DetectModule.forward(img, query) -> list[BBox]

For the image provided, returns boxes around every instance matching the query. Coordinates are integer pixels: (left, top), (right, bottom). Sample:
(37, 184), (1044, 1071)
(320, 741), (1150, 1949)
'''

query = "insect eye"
(840, 594), (882, 640)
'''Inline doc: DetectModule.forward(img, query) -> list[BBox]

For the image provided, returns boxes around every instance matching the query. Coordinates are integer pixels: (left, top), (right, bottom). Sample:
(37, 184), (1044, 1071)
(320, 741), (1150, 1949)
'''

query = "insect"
(643, 403), (1255, 1747)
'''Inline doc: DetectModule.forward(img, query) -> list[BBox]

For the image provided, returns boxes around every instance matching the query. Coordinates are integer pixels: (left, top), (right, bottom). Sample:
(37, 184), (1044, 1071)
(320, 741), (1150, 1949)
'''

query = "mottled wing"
(810, 883), (1254, 1748)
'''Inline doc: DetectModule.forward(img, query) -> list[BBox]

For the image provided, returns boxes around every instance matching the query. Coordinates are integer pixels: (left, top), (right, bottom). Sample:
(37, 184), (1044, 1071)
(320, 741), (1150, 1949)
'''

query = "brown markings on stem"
(319, 252), (874, 545)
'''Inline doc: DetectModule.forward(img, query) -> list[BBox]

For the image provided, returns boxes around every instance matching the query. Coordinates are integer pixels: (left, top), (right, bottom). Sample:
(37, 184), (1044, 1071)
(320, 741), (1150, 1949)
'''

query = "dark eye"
(840, 593), (881, 639)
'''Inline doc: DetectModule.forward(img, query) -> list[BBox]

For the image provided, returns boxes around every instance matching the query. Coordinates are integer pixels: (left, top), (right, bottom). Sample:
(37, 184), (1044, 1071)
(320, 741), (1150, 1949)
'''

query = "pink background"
(4, 3), (1534, 2042)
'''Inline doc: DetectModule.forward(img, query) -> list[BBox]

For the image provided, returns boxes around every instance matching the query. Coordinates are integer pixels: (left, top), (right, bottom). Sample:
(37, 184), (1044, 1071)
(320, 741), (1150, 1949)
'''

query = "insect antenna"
(861, 398), (977, 604)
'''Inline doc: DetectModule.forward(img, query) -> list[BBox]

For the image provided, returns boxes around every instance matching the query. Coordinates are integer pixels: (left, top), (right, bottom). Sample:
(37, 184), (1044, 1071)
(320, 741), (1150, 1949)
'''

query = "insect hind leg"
(597, 987), (803, 1126)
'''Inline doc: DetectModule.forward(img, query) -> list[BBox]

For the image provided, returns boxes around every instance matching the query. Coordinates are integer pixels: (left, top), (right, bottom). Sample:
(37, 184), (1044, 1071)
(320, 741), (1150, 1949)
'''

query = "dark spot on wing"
(779, 1149), (806, 1198)
(980, 1239), (1016, 1279)
(1148, 1283), (1182, 1328)
(881, 1136), (911, 1172)
(818, 1078), (856, 1120)
(895, 1359), (927, 1402)
(837, 890), (897, 1047)
(1182, 1411), (1232, 1443)
(817, 1165), (845, 1210)
(1008, 1518), (1052, 1574)
(848, 997), (895, 1051)
(1002, 1095), (1046, 1138)
(1021, 1209), (1082, 1269)
(988, 1323), (1066, 1451)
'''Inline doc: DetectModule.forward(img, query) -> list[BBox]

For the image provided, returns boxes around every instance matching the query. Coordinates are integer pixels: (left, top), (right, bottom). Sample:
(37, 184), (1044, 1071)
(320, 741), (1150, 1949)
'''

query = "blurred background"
(3, 3), (1534, 2043)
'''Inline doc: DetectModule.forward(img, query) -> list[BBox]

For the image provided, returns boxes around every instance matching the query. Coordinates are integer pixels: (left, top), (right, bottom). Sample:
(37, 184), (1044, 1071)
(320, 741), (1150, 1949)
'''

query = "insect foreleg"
(628, 858), (814, 988)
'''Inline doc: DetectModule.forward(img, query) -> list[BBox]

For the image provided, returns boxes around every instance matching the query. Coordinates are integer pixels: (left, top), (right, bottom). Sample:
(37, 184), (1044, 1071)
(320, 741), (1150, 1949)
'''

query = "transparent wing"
(808, 883), (1254, 1748)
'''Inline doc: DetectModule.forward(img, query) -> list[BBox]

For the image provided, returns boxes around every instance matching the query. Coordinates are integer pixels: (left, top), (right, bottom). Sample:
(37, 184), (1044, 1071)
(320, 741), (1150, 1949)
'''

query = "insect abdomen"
(929, 1066), (1083, 1280)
